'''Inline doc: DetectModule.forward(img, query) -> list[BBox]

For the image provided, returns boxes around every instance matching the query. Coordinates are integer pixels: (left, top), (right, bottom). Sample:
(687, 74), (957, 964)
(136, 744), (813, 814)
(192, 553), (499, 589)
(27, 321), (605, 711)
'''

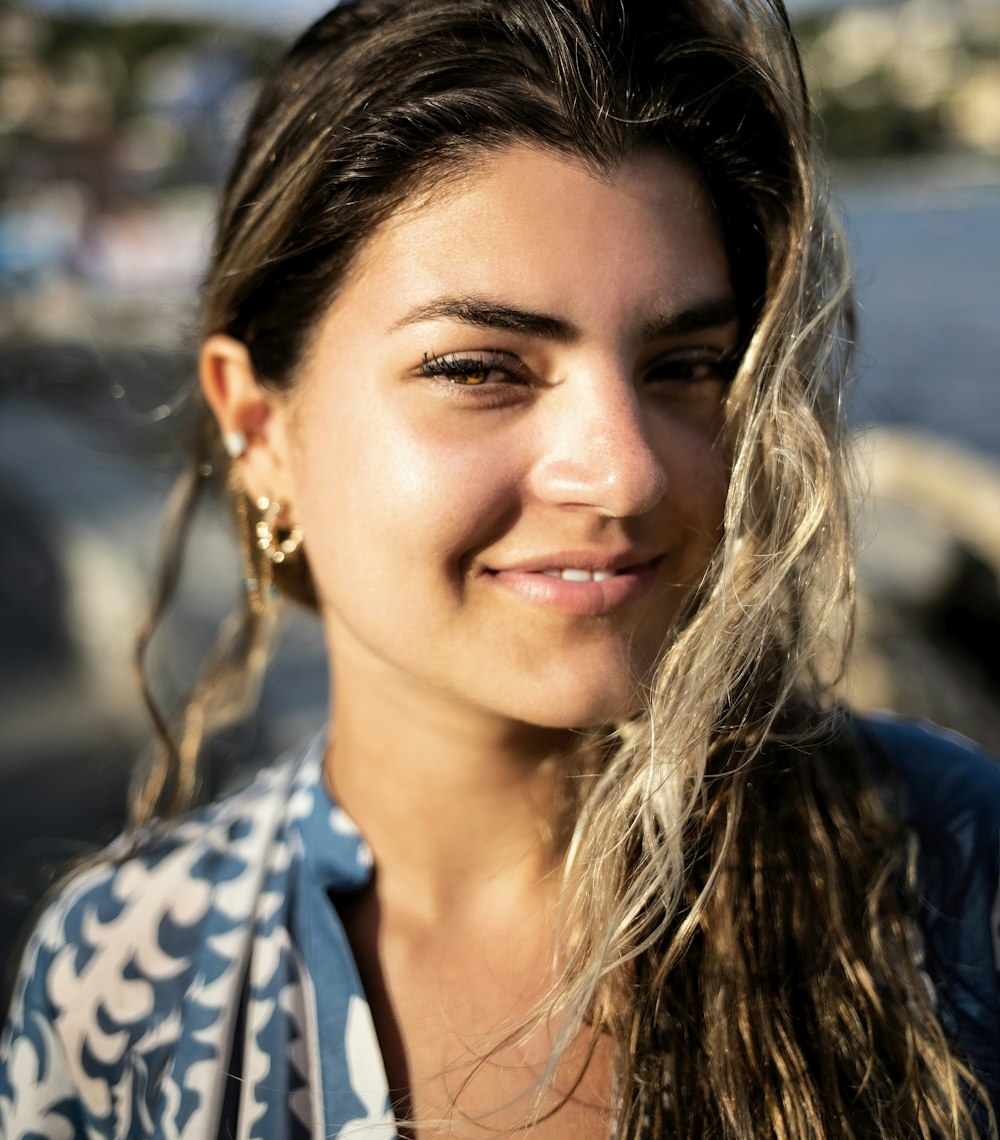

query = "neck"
(325, 659), (578, 926)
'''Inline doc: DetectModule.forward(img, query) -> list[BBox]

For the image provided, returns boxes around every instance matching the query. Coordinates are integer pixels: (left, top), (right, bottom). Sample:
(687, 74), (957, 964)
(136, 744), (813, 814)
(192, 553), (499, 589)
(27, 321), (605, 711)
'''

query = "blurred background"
(0, 0), (998, 980)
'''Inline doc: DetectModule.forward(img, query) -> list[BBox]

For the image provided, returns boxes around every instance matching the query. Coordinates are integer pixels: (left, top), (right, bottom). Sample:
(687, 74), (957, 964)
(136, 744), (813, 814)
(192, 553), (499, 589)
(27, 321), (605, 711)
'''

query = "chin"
(507, 681), (649, 732)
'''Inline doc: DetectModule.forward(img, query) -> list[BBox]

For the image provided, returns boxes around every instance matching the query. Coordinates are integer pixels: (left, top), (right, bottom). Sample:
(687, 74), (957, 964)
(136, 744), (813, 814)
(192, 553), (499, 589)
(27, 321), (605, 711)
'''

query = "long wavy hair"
(134, 0), (993, 1135)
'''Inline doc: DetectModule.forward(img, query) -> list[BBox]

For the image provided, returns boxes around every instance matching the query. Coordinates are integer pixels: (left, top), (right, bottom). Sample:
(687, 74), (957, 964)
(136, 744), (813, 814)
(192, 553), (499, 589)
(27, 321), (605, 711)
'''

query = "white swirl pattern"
(0, 735), (393, 1139)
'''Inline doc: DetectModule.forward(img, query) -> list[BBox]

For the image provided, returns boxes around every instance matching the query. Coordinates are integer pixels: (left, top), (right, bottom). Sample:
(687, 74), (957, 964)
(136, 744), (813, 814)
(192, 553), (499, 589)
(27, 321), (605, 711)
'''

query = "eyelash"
(646, 349), (739, 384)
(419, 351), (527, 389)
(417, 347), (738, 395)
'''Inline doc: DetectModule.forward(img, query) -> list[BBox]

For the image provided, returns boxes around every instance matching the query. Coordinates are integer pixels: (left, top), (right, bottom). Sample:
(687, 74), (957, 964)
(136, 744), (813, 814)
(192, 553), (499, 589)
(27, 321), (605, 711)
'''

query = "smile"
(483, 556), (661, 616)
(542, 568), (617, 582)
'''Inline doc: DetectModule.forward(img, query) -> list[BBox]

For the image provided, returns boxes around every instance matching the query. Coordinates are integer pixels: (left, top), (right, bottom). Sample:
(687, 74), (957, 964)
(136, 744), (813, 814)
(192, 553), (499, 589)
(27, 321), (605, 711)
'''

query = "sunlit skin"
(202, 145), (737, 1136)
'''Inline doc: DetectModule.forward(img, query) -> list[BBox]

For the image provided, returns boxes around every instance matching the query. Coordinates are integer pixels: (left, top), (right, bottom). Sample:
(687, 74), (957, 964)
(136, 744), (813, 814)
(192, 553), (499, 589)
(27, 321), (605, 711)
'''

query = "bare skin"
(202, 144), (734, 1135)
(327, 710), (611, 1135)
(335, 857), (612, 1136)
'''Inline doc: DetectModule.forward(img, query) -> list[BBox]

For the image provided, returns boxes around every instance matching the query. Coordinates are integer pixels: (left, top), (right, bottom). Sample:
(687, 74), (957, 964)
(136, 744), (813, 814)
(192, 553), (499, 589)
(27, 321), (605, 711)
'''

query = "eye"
(645, 348), (738, 385)
(418, 351), (527, 388)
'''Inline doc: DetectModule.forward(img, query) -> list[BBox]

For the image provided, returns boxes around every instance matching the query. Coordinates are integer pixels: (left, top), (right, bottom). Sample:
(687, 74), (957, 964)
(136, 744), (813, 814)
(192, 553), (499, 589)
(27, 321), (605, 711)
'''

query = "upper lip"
(484, 549), (661, 574)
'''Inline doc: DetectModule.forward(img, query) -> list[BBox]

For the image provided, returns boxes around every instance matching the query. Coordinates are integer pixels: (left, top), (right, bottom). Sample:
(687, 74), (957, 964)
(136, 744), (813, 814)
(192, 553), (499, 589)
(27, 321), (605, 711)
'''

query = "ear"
(200, 335), (298, 511)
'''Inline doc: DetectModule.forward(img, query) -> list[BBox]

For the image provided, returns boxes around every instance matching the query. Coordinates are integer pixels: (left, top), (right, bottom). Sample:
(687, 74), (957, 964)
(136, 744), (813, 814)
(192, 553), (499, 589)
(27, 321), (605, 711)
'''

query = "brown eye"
(418, 351), (528, 388)
(646, 349), (737, 384)
(452, 369), (490, 386)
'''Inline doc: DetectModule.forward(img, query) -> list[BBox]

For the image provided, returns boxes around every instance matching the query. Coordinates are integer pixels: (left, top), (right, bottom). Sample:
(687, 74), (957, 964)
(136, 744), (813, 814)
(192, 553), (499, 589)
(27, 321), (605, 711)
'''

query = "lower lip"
(485, 562), (659, 616)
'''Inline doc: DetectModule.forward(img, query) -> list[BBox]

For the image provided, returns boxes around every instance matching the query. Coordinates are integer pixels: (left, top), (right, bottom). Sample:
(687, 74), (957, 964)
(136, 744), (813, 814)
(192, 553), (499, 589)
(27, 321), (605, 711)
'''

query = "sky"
(22, 0), (843, 31)
(23, 0), (332, 28)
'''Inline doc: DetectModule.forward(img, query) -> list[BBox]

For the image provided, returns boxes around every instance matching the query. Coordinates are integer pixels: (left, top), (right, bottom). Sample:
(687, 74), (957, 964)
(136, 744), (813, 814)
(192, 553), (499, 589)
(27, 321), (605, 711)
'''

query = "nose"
(528, 369), (669, 518)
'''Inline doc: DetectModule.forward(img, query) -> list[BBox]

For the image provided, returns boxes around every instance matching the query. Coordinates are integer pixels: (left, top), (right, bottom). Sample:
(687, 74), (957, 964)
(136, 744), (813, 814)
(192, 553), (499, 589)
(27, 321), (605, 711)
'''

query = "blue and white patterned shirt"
(0, 733), (395, 1139)
(2, 716), (999, 1138)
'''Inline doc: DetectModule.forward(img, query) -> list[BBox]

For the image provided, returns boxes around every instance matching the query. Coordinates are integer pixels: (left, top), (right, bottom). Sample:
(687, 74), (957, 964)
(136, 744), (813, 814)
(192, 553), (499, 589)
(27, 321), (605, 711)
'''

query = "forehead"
(328, 144), (730, 329)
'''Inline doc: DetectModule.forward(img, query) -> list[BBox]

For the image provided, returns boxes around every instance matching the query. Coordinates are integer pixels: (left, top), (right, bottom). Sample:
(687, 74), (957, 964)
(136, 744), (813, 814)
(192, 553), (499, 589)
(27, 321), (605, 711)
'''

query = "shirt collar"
(288, 730), (375, 893)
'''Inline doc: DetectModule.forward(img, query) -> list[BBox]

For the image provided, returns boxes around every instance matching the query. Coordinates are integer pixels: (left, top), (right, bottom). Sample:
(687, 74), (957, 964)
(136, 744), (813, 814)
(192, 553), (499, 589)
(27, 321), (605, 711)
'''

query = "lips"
(483, 553), (661, 616)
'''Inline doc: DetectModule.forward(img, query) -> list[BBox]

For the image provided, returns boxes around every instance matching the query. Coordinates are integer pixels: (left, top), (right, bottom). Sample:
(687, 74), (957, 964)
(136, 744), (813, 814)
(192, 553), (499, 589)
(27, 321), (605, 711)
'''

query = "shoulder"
(0, 753), (304, 1137)
(39, 750), (301, 973)
(856, 710), (1000, 788)
(854, 714), (1000, 1093)
(854, 712), (1000, 869)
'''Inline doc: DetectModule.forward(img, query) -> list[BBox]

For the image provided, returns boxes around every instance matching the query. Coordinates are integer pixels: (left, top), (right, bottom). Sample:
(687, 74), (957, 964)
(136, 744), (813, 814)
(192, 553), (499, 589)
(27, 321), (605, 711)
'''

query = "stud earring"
(254, 496), (304, 564)
(223, 430), (248, 459)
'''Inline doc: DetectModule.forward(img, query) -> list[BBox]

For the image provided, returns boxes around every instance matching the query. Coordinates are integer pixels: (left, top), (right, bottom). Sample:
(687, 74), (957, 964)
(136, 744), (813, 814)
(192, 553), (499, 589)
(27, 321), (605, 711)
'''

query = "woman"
(2, 0), (999, 1136)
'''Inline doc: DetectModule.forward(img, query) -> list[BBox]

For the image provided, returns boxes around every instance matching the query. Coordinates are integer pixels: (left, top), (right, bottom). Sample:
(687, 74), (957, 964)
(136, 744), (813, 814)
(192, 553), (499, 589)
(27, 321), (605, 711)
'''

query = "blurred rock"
(848, 427), (1000, 753)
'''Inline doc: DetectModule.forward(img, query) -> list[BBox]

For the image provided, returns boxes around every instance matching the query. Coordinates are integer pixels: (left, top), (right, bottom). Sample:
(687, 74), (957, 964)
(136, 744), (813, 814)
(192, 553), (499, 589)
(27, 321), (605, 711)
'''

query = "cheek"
(691, 451), (730, 532)
(661, 420), (730, 534)
(288, 400), (521, 591)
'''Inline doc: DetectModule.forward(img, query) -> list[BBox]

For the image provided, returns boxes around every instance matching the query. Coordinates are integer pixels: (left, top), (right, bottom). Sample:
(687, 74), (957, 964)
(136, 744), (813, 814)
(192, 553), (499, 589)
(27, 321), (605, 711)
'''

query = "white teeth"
(540, 568), (618, 582)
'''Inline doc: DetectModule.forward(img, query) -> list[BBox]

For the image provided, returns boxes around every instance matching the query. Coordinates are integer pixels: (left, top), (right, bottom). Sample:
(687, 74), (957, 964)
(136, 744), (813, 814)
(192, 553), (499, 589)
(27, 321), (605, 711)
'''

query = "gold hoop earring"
(254, 497), (304, 565)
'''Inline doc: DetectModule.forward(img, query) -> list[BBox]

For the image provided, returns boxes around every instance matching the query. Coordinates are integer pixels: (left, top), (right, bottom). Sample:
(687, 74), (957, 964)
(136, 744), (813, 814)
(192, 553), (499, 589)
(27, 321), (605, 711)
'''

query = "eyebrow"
(390, 294), (738, 343)
(641, 295), (738, 339)
(390, 296), (577, 341)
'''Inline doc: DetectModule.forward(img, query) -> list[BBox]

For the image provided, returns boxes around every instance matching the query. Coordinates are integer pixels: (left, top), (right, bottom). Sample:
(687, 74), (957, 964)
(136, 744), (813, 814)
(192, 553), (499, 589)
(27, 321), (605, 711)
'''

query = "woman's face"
(274, 145), (736, 730)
